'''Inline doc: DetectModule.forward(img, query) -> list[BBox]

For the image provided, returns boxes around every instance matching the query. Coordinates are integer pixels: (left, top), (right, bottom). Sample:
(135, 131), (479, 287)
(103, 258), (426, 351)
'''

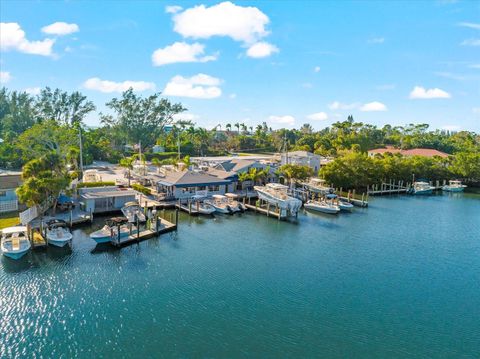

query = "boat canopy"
(46, 219), (68, 227)
(1, 226), (27, 234)
(326, 194), (337, 199)
(266, 183), (288, 190)
(212, 194), (226, 199)
(191, 194), (206, 200)
(225, 193), (238, 198)
(106, 217), (129, 226)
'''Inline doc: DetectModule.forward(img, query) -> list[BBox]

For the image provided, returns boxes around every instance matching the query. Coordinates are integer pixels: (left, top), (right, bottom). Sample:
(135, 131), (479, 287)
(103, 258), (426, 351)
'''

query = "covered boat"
(302, 178), (334, 194)
(1, 226), (31, 260)
(254, 183), (302, 218)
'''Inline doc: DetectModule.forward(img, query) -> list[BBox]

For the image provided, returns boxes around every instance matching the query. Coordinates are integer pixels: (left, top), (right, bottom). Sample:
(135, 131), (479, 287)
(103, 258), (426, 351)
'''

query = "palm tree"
(234, 122), (240, 134)
(241, 123), (247, 134)
(119, 156), (135, 186)
(226, 123), (232, 133)
(238, 171), (251, 192)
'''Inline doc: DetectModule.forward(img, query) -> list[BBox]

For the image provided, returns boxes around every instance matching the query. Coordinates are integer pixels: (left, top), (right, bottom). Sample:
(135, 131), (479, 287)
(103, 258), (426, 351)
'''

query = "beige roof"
(157, 169), (234, 187)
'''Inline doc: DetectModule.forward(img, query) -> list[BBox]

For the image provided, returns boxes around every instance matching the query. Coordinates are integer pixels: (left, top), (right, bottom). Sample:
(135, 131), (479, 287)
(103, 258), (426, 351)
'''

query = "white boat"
(1, 226), (31, 260)
(121, 201), (146, 223)
(412, 181), (435, 195)
(90, 221), (137, 244)
(254, 183), (302, 217)
(45, 219), (72, 247)
(302, 178), (334, 194)
(304, 200), (340, 214)
(191, 195), (216, 215)
(442, 180), (467, 192)
(225, 193), (244, 212)
(326, 193), (354, 211)
(206, 195), (233, 214)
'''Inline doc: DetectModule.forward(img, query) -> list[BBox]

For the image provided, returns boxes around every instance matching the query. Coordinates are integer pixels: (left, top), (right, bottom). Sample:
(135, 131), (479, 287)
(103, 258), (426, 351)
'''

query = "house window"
(196, 186), (206, 191)
(208, 185), (220, 192)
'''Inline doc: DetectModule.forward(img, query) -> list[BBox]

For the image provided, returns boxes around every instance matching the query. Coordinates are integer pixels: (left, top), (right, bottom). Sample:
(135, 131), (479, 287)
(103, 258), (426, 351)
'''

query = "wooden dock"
(175, 200), (200, 216)
(244, 203), (282, 219)
(31, 230), (47, 248)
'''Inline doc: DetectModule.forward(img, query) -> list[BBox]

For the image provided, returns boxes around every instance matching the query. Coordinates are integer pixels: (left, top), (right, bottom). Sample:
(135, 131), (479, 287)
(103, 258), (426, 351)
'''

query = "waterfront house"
(0, 170), (25, 213)
(79, 186), (138, 213)
(281, 151), (325, 172)
(367, 146), (449, 158)
(155, 168), (237, 200)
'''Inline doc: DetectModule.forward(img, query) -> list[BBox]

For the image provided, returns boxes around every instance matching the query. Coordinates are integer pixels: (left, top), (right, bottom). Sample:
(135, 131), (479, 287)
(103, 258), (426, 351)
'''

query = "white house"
(281, 151), (323, 172)
(79, 186), (137, 213)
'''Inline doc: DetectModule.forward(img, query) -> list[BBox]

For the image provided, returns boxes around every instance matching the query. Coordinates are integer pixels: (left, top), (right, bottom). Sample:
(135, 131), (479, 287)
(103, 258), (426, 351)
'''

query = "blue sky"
(1, 0), (479, 131)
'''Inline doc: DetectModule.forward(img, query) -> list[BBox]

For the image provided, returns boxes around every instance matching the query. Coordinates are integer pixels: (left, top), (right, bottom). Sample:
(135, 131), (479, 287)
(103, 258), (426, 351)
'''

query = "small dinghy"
(121, 202), (146, 223)
(1, 226), (31, 260)
(45, 219), (73, 247)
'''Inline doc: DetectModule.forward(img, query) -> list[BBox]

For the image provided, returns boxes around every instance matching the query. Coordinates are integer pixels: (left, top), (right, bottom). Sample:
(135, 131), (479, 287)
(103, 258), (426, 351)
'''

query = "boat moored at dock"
(442, 180), (467, 192)
(304, 200), (340, 214)
(302, 178), (334, 194)
(1, 226), (31, 260)
(254, 183), (302, 218)
(225, 193), (244, 212)
(325, 193), (354, 211)
(411, 181), (435, 195)
(206, 195), (233, 214)
(191, 195), (216, 215)
(90, 218), (138, 244)
(121, 202), (146, 223)
(45, 219), (73, 247)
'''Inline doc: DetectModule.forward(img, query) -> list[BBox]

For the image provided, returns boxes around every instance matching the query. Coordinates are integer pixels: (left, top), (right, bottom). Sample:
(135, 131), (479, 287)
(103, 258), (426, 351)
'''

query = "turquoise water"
(1, 193), (480, 358)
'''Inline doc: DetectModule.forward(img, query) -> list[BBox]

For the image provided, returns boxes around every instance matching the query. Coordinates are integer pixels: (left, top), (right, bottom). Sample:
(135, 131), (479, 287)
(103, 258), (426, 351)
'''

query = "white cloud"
(368, 37), (385, 44)
(0, 71), (11, 84)
(83, 77), (156, 93)
(0, 22), (55, 56)
(307, 112), (328, 121)
(409, 86), (451, 99)
(314, 66), (321, 73)
(328, 101), (359, 110)
(163, 73), (222, 99)
(460, 38), (480, 46)
(268, 115), (295, 126)
(24, 87), (41, 95)
(165, 5), (183, 14)
(360, 101), (387, 112)
(246, 42), (278, 58)
(458, 22), (480, 30)
(41, 22), (79, 36)
(229, 93), (237, 99)
(172, 2), (270, 44)
(152, 42), (217, 66)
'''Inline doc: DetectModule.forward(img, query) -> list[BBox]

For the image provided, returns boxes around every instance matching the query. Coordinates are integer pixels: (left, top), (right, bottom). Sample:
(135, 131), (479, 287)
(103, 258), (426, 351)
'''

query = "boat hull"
(304, 203), (340, 214)
(47, 233), (72, 247)
(413, 189), (433, 195)
(2, 250), (29, 260)
(442, 186), (465, 192)
(338, 202), (354, 211)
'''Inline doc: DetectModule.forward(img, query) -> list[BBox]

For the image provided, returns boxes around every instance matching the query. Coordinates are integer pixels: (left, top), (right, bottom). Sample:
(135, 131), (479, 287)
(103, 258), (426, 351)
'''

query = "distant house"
(281, 151), (324, 172)
(155, 169), (237, 200)
(79, 186), (138, 213)
(215, 158), (265, 173)
(368, 146), (449, 158)
(0, 170), (25, 213)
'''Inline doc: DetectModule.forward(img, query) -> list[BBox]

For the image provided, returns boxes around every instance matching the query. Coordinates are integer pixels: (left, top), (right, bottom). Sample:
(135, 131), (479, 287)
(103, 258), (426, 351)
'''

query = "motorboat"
(302, 178), (334, 194)
(326, 193), (354, 211)
(206, 195), (233, 214)
(121, 201), (146, 223)
(45, 219), (73, 247)
(304, 200), (340, 214)
(412, 181), (435, 195)
(83, 169), (100, 182)
(191, 195), (216, 215)
(90, 218), (137, 244)
(225, 193), (244, 212)
(1, 226), (31, 260)
(254, 183), (302, 217)
(442, 180), (467, 192)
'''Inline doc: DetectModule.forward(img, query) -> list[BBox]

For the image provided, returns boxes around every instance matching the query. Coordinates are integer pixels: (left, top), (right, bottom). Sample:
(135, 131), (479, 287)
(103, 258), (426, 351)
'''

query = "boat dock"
(367, 179), (448, 196)
(175, 200), (200, 216)
(244, 198), (284, 220)
(110, 210), (178, 247)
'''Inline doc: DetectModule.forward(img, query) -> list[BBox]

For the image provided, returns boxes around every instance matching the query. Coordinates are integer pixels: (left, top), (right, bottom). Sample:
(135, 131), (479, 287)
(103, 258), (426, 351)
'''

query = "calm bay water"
(1, 193), (479, 358)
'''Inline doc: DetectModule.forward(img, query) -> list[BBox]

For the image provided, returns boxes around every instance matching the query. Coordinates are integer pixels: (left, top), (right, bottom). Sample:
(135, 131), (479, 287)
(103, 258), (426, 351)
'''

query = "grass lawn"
(0, 213), (20, 230)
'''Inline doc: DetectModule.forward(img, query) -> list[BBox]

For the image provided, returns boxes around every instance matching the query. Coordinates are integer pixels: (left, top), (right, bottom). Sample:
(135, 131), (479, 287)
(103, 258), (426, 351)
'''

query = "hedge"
(77, 181), (116, 188)
(132, 183), (152, 195)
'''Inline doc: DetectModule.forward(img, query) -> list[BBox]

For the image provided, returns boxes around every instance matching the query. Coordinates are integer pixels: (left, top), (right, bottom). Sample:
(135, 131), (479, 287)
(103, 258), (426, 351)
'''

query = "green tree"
(119, 156), (135, 186)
